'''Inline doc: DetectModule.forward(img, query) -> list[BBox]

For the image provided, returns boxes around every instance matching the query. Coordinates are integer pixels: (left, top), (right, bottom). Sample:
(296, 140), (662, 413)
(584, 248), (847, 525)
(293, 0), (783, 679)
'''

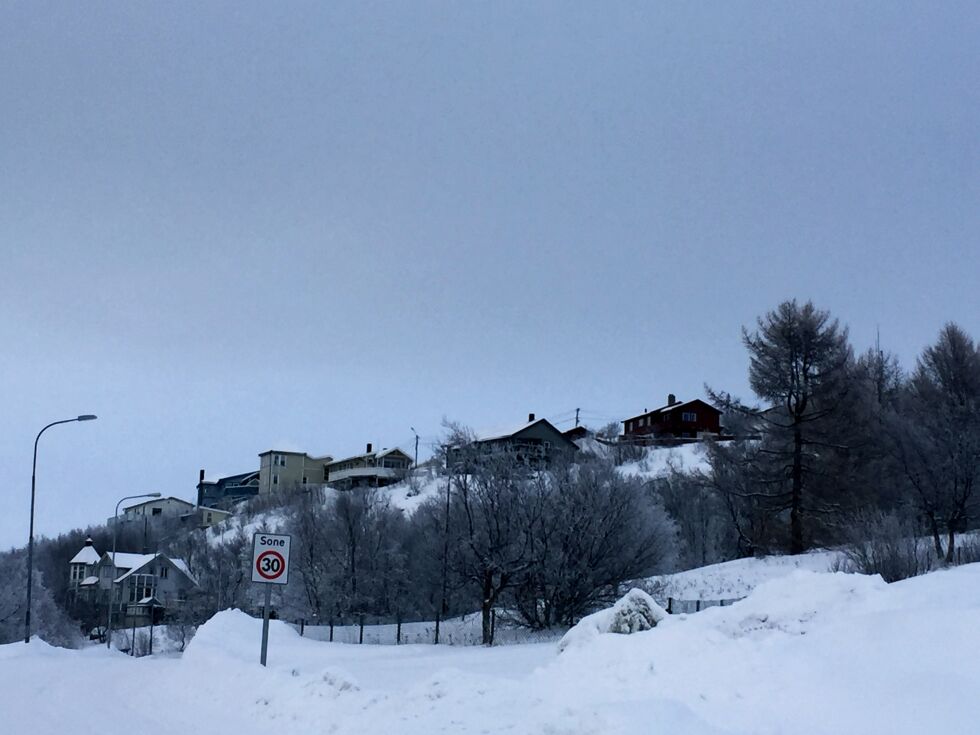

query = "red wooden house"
(622, 394), (722, 443)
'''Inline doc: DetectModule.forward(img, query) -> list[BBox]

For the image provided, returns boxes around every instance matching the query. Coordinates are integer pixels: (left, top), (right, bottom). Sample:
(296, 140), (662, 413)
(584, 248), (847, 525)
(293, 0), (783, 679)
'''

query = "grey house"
(70, 541), (198, 627)
(325, 444), (412, 489)
(449, 414), (579, 469)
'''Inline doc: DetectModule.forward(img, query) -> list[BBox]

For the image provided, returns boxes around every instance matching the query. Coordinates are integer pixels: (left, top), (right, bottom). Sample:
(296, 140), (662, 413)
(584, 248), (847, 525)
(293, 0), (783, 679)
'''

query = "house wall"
(258, 451), (323, 493)
(120, 498), (194, 521)
(623, 400), (721, 439)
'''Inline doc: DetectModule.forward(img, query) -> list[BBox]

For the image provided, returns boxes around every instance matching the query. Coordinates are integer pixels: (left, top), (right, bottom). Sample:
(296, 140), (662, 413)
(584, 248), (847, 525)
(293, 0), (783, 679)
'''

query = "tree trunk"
(790, 426), (804, 554)
(927, 514), (945, 560)
(480, 573), (494, 646)
(945, 528), (956, 565)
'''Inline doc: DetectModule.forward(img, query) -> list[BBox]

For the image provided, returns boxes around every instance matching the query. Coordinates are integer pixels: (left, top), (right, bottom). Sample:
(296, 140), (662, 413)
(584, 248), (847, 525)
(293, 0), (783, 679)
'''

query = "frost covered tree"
(444, 455), (544, 644)
(512, 458), (676, 628)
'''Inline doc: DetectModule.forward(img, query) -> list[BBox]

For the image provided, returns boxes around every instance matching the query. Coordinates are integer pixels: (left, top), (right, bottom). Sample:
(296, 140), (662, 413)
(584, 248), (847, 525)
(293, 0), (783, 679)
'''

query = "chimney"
(197, 469), (206, 507)
(366, 442), (373, 454)
(528, 413), (535, 423)
(83, 536), (94, 547)
(668, 393), (677, 406)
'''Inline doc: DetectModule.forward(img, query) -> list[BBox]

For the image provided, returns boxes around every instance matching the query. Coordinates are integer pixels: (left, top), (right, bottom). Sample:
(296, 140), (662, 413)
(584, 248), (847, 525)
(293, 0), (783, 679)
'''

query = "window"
(274, 454), (287, 467)
(206, 513), (213, 523)
(682, 412), (697, 422)
(272, 473), (279, 485)
(151, 507), (162, 516)
(159, 566), (169, 579)
(302, 476), (308, 485)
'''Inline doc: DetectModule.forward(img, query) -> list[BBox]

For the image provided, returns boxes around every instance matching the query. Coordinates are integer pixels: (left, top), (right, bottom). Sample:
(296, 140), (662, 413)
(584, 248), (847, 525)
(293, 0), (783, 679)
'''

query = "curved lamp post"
(25, 415), (97, 643)
(106, 492), (161, 650)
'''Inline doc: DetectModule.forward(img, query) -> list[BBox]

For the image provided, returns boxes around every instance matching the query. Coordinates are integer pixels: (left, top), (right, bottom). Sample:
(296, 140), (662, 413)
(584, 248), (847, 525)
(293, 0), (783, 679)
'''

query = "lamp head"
(77, 415), (97, 421)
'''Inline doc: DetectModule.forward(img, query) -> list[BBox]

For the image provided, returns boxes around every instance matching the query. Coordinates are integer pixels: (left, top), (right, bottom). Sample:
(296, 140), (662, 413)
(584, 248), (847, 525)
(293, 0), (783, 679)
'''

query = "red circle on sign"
(255, 550), (286, 580)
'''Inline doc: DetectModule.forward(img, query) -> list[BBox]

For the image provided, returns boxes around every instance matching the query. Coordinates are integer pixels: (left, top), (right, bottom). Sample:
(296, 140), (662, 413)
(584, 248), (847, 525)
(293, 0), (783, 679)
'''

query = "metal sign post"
(251, 532), (291, 667)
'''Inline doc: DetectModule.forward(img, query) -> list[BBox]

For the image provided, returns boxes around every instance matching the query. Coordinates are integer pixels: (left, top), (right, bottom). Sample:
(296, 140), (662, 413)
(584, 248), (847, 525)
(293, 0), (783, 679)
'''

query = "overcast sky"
(1, 2), (977, 549)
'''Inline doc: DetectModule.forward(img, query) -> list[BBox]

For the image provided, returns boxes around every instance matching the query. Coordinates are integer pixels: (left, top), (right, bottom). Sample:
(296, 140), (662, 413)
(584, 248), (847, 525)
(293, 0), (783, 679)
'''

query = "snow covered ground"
(650, 549), (844, 601)
(4, 561), (980, 734)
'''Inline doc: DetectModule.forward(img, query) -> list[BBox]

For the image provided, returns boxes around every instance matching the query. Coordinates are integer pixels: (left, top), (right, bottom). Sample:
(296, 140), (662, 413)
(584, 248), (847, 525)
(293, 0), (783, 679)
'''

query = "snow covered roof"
(328, 447), (411, 465)
(105, 552), (156, 572)
(123, 496), (194, 512)
(473, 418), (549, 442)
(110, 553), (197, 586)
(79, 575), (99, 586)
(70, 545), (101, 565)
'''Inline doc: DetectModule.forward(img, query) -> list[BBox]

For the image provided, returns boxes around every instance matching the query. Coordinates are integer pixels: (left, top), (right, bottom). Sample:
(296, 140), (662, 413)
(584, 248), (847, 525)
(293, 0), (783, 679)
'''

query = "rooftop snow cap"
(528, 413), (535, 422)
(668, 393), (677, 406)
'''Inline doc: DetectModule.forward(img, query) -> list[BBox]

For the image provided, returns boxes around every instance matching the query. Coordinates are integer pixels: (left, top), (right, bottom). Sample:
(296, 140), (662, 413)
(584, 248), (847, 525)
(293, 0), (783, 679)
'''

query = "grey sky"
(1, 2), (978, 548)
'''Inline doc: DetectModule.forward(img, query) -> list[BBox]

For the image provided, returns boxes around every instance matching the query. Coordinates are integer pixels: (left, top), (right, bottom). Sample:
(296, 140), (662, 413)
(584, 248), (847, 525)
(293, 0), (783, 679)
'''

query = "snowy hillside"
(4, 563), (980, 734)
(650, 550), (843, 601)
(615, 443), (711, 481)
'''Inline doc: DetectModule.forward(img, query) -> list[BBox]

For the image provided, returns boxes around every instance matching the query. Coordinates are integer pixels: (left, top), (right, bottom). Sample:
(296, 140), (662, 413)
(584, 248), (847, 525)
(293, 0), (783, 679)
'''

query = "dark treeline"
(676, 300), (980, 577)
(4, 299), (978, 647)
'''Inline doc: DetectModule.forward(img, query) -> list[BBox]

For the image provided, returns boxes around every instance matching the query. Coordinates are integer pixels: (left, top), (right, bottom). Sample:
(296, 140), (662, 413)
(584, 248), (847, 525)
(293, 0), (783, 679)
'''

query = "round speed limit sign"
(255, 550), (285, 581)
(251, 533), (291, 585)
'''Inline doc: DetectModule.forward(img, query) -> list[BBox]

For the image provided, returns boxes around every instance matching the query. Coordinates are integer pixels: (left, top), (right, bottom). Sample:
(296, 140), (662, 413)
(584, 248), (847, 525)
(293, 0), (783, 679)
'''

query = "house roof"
(327, 447), (412, 466)
(79, 575), (99, 586)
(473, 417), (572, 444)
(622, 398), (721, 424)
(123, 496), (195, 512)
(109, 553), (198, 586)
(104, 552), (157, 576)
(70, 545), (102, 565)
(201, 470), (259, 486)
(196, 505), (231, 516)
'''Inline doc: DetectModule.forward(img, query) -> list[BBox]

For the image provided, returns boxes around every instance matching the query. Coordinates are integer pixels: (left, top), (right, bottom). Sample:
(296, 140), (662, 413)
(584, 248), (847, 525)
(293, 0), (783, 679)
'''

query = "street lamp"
(25, 415), (97, 644)
(106, 492), (161, 650)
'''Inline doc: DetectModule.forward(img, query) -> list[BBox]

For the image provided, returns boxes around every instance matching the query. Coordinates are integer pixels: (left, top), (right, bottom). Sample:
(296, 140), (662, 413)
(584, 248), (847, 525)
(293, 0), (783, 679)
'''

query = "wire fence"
(290, 611), (566, 646)
(287, 596), (742, 646)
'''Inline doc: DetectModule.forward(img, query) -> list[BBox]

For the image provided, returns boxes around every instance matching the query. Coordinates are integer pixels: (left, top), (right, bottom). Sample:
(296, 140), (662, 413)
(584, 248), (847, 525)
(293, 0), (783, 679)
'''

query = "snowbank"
(650, 549), (843, 601)
(5, 563), (980, 734)
(558, 588), (668, 652)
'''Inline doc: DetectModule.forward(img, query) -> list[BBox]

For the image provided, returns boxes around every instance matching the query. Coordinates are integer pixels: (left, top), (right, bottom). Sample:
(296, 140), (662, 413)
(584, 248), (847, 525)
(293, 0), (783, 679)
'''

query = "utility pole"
(575, 408), (580, 428)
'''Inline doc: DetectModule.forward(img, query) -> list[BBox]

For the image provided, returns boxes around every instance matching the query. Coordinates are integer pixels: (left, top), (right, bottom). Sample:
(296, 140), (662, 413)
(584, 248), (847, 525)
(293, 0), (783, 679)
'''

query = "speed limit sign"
(251, 533), (291, 585)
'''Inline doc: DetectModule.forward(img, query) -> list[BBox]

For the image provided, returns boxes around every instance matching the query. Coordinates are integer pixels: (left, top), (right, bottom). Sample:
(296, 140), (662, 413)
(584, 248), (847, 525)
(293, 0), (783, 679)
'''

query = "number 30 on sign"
(251, 533), (291, 585)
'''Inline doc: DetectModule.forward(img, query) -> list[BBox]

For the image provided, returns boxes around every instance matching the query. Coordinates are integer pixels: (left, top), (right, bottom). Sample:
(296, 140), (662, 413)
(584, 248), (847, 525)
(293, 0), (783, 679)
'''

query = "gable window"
(159, 566), (169, 579)
(151, 507), (162, 516)
(682, 412), (697, 422)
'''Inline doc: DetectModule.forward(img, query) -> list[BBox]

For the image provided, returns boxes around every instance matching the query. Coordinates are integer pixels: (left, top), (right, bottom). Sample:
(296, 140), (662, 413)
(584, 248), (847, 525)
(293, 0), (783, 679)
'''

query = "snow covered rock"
(558, 588), (668, 652)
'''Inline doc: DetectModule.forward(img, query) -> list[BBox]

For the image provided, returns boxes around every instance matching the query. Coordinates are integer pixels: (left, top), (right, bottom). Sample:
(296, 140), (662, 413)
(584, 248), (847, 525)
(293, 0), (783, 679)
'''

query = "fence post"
(490, 609), (496, 646)
(299, 618), (305, 636)
(434, 610), (441, 645)
(359, 615), (365, 644)
(696, 600), (701, 612)
(329, 618), (334, 643)
(667, 597), (673, 614)
(396, 614), (402, 645)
